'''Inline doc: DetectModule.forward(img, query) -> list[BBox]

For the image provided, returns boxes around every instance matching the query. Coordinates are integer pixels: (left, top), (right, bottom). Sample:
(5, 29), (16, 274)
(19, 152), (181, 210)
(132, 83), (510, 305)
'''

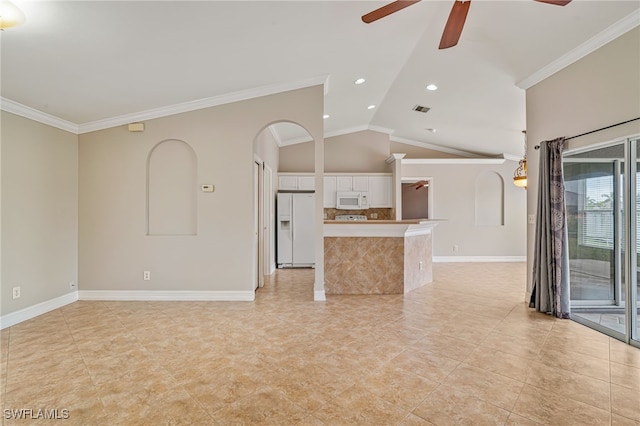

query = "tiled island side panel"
(403, 233), (433, 293)
(324, 236), (404, 294)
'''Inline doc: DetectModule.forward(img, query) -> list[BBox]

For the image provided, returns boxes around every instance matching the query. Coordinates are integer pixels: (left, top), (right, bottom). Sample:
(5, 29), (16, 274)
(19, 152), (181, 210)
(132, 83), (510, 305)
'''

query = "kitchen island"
(324, 220), (439, 295)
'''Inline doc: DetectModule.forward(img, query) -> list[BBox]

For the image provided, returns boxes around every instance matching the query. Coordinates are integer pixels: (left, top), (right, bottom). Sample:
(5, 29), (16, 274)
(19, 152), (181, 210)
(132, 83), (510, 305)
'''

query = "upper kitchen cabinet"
(336, 176), (352, 192)
(278, 173), (315, 191)
(353, 176), (369, 191)
(324, 176), (337, 208)
(323, 174), (392, 208)
(335, 176), (369, 192)
(368, 176), (392, 207)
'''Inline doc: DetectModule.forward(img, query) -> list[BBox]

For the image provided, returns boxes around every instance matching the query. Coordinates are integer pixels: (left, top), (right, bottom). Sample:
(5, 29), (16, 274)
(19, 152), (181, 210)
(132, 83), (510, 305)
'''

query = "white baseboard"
(78, 290), (255, 301)
(314, 290), (326, 301)
(433, 256), (526, 263)
(1, 291), (78, 330)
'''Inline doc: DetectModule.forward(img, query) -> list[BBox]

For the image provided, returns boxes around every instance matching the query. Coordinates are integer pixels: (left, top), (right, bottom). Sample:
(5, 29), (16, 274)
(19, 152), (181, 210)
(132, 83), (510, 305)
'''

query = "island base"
(324, 232), (433, 295)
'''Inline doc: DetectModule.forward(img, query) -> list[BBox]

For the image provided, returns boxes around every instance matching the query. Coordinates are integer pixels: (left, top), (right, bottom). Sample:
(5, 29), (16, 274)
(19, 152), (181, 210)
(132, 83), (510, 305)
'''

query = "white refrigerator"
(277, 192), (315, 268)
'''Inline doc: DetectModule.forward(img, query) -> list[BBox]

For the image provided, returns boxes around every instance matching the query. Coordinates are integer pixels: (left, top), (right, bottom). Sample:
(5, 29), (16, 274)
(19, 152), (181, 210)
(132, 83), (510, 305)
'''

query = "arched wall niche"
(147, 139), (198, 236)
(475, 171), (504, 227)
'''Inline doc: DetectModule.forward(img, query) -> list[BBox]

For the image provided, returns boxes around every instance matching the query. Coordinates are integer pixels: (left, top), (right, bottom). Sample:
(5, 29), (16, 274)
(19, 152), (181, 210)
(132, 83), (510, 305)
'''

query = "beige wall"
(279, 130), (464, 173)
(78, 86), (323, 294)
(278, 141), (314, 172)
(402, 161), (526, 258)
(526, 27), (640, 296)
(1, 112), (78, 316)
(323, 131), (390, 173)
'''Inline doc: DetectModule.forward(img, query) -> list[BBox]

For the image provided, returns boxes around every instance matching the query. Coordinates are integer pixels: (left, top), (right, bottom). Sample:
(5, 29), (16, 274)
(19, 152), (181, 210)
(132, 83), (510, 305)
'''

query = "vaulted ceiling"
(1, 1), (638, 157)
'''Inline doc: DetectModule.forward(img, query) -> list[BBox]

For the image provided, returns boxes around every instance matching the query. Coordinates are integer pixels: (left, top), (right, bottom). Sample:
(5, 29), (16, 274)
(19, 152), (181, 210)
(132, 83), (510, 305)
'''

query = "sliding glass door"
(633, 141), (639, 344)
(564, 138), (639, 347)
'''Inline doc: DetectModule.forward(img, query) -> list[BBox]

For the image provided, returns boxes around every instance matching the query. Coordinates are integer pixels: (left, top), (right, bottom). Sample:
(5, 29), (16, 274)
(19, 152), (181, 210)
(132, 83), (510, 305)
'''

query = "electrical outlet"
(12, 286), (21, 299)
(453, 244), (459, 252)
(143, 271), (151, 281)
(528, 214), (535, 225)
(371, 213), (378, 219)
(419, 261), (424, 271)
(69, 281), (77, 289)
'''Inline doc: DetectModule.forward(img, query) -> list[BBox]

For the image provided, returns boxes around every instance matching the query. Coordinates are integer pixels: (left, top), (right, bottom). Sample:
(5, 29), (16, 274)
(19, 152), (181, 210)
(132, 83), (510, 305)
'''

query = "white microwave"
(336, 191), (369, 210)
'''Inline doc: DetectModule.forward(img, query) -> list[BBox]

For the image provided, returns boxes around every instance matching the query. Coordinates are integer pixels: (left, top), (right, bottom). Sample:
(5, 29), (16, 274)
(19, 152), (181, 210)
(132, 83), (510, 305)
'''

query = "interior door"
(254, 160), (264, 289)
(263, 165), (273, 277)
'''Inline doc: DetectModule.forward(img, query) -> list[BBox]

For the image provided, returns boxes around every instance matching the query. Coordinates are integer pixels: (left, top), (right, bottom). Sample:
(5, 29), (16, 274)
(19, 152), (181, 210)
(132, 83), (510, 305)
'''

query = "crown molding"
(278, 134), (314, 146)
(390, 135), (480, 158)
(1, 98), (79, 134)
(2, 75), (330, 135)
(268, 126), (284, 147)
(402, 158), (506, 165)
(325, 125), (371, 139)
(517, 9), (640, 90)
(77, 74), (329, 134)
(502, 153), (521, 162)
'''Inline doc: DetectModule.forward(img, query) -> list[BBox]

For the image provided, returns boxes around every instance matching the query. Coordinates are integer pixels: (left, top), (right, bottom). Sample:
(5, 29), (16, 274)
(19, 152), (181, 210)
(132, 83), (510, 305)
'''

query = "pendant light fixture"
(0, 0), (26, 30)
(513, 130), (527, 189)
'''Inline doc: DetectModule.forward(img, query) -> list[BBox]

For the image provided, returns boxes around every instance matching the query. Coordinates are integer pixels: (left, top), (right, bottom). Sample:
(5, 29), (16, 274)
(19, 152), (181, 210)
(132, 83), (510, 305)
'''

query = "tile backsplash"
(324, 208), (392, 220)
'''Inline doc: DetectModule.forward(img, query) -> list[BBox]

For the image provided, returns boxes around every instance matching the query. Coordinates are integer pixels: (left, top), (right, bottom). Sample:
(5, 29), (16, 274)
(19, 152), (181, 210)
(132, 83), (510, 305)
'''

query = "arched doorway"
(253, 121), (315, 292)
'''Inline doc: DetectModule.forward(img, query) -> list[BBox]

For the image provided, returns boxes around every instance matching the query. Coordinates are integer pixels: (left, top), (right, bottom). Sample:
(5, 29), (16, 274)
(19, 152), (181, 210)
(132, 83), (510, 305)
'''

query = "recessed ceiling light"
(354, 78), (366, 85)
(323, 114), (330, 119)
(367, 105), (376, 110)
(426, 84), (438, 91)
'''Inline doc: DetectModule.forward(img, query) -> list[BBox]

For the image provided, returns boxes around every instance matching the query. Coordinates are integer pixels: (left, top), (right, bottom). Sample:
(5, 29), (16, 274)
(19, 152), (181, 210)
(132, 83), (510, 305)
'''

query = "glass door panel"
(633, 138), (640, 345)
(565, 142), (627, 338)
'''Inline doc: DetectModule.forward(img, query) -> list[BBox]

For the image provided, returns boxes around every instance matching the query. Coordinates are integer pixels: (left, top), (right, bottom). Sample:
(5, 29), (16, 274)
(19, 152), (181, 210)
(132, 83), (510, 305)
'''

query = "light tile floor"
(1, 263), (640, 425)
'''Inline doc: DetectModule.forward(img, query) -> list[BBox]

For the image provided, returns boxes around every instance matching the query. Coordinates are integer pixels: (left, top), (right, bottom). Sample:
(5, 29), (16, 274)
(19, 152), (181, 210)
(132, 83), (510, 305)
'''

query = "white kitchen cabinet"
(298, 176), (315, 190)
(278, 174), (315, 191)
(336, 176), (353, 192)
(323, 176), (337, 208)
(324, 174), (392, 208)
(368, 176), (392, 207)
(279, 175), (299, 191)
(353, 176), (369, 191)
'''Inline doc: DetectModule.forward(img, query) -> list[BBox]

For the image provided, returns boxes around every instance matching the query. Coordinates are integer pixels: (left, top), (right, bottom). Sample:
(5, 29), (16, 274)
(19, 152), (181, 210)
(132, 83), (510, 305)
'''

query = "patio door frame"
(564, 135), (639, 348)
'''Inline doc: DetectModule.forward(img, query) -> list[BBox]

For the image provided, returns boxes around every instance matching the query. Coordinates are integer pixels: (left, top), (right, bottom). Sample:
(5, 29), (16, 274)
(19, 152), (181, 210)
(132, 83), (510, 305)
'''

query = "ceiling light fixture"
(513, 130), (527, 189)
(0, 0), (25, 30)
(367, 105), (376, 110)
(425, 128), (437, 133)
(354, 78), (366, 85)
(426, 84), (438, 91)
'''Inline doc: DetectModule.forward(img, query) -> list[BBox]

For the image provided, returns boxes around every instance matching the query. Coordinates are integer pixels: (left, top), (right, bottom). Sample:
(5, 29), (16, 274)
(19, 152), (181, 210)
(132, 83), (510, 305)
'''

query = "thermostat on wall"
(201, 184), (214, 193)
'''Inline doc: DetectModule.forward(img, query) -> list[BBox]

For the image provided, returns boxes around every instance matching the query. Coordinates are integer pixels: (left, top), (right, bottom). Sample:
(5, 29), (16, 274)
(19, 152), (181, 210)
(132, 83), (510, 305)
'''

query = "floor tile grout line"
(59, 304), (111, 419)
(609, 336), (613, 424)
(1, 327), (10, 426)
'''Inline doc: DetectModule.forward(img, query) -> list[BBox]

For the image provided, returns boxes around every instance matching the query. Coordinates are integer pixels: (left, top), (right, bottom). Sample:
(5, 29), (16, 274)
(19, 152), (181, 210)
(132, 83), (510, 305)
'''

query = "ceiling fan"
(362, 0), (572, 49)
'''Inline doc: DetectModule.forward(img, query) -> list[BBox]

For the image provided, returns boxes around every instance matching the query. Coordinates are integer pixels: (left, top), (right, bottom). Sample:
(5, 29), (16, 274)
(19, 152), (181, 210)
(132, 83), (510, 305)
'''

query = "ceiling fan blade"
(362, 0), (421, 24)
(439, 0), (471, 49)
(534, 0), (572, 5)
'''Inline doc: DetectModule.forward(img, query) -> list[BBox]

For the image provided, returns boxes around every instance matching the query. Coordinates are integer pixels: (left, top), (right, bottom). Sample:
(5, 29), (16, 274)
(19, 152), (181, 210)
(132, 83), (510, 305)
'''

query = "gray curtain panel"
(530, 137), (570, 319)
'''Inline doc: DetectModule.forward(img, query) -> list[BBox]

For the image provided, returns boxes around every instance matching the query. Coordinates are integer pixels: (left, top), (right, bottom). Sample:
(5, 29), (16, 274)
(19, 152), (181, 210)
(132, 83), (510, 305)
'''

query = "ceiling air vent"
(412, 105), (430, 113)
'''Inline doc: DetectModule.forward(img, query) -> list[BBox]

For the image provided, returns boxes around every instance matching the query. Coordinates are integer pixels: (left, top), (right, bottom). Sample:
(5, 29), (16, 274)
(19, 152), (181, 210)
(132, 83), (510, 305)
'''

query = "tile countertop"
(324, 220), (443, 237)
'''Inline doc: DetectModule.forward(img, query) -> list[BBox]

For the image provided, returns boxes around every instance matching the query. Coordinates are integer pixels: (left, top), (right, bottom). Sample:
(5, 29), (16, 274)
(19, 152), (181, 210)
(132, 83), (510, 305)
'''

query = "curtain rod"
(533, 117), (640, 150)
